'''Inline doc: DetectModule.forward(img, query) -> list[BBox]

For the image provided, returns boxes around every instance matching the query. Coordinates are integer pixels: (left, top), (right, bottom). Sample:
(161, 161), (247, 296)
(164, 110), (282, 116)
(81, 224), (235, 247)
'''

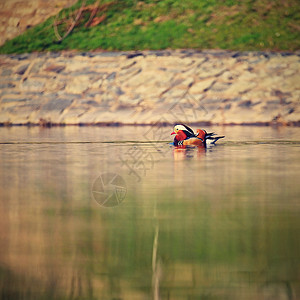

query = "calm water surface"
(0, 126), (300, 300)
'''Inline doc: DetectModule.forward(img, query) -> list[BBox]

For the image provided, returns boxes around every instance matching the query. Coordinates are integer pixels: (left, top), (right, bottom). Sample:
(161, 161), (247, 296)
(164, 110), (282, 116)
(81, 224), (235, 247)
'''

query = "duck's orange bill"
(171, 131), (176, 135)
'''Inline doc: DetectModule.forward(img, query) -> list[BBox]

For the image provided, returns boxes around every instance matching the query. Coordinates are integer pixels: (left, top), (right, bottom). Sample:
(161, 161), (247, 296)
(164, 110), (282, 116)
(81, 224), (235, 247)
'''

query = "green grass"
(1, 0), (300, 54)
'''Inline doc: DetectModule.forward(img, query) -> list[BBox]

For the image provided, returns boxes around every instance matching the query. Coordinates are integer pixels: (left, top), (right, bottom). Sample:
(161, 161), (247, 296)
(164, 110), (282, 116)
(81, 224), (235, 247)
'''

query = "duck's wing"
(180, 124), (195, 137)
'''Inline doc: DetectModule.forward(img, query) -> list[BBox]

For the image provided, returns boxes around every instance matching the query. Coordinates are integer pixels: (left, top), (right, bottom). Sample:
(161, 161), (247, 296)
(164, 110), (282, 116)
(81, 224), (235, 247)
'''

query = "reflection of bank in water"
(260, 280), (294, 300)
(1, 126), (299, 299)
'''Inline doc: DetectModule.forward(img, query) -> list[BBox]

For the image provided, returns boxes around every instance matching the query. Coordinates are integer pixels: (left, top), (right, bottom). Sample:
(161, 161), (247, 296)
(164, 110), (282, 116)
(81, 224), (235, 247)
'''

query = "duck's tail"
(196, 129), (225, 145)
(206, 135), (225, 145)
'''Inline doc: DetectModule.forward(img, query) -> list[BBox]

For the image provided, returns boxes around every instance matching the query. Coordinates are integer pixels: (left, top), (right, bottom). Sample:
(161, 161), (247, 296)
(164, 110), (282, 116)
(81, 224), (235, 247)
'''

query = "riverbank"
(0, 50), (299, 126)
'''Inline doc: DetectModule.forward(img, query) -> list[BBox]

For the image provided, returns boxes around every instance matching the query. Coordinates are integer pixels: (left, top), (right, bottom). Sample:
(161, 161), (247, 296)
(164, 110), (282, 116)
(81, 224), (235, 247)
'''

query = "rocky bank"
(0, 50), (299, 126)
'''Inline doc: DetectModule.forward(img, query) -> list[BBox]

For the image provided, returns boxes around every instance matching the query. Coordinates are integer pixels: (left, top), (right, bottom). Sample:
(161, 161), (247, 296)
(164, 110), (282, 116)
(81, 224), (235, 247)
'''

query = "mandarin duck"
(171, 124), (225, 147)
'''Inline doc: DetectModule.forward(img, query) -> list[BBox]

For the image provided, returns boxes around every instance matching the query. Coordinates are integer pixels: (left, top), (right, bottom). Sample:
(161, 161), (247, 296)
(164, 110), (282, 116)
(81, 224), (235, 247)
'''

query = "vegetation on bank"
(0, 0), (299, 54)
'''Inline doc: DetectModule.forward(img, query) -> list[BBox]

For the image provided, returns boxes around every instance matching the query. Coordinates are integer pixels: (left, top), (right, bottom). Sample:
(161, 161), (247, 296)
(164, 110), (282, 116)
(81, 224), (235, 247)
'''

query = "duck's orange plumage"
(173, 130), (204, 146)
(196, 129), (206, 141)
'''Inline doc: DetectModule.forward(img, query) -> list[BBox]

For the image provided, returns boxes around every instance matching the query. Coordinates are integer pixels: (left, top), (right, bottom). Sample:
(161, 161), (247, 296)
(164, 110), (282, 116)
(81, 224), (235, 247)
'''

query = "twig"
(288, 22), (300, 32)
(53, 16), (62, 41)
(85, 0), (100, 28)
(53, 0), (86, 42)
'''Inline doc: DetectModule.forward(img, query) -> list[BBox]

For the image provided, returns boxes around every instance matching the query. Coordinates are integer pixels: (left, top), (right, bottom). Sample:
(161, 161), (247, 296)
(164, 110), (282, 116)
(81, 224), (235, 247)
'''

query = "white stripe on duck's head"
(171, 124), (195, 138)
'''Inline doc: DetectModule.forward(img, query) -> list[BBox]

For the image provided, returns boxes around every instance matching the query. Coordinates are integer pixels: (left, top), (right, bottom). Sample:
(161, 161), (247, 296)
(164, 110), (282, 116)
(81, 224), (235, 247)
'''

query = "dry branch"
(84, 0), (101, 28)
(53, 0), (116, 42)
(53, 0), (86, 42)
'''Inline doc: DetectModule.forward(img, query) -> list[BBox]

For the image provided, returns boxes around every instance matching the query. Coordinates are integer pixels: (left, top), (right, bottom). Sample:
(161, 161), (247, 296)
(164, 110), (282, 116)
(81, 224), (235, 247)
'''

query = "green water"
(0, 126), (300, 300)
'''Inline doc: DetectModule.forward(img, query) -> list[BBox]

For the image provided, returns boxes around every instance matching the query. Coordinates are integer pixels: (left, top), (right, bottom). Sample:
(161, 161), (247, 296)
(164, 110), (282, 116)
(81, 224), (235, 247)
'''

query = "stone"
(189, 78), (216, 94)
(283, 69), (296, 76)
(279, 74), (300, 93)
(65, 76), (90, 94)
(30, 60), (46, 74)
(48, 52), (61, 59)
(107, 72), (116, 81)
(118, 67), (142, 82)
(90, 60), (120, 69)
(120, 61), (137, 70)
(21, 78), (46, 92)
(44, 64), (66, 73)
(15, 54), (30, 61)
(182, 66), (198, 77)
(245, 90), (272, 100)
(238, 71), (257, 81)
(90, 78), (103, 89)
(41, 99), (73, 113)
(60, 107), (89, 123)
(63, 69), (104, 77)
(1, 69), (13, 76)
(225, 81), (257, 95)
(16, 63), (30, 75)
(113, 86), (125, 96)
(44, 78), (66, 93)
(156, 56), (194, 69)
(163, 88), (186, 98)
(118, 94), (141, 106)
(65, 61), (91, 72)
(124, 70), (172, 88)
(285, 56), (300, 64)
(0, 90), (20, 97)
(267, 100), (281, 105)
(238, 100), (254, 107)
(0, 82), (16, 89)
(77, 100), (100, 106)
(196, 59), (227, 78)
(210, 82), (232, 92)
(96, 52), (124, 57)
(179, 77), (194, 88)
(1, 97), (28, 103)
(134, 84), (166, 98)
(6, 104), (40, 114)
(127, 52), (144, 59)
(224, 103), (231, 110)
(201, 97), (224, 104)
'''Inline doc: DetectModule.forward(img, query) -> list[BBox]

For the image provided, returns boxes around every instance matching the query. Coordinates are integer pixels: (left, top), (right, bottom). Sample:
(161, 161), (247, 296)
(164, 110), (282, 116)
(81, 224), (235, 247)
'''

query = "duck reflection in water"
(173, 144), (206, 161)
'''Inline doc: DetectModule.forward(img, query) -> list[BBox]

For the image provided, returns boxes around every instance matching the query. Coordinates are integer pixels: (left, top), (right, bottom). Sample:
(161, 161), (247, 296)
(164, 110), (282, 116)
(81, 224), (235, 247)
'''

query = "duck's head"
(171, 124), (195, 137)
(171, 124), (186, 135)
